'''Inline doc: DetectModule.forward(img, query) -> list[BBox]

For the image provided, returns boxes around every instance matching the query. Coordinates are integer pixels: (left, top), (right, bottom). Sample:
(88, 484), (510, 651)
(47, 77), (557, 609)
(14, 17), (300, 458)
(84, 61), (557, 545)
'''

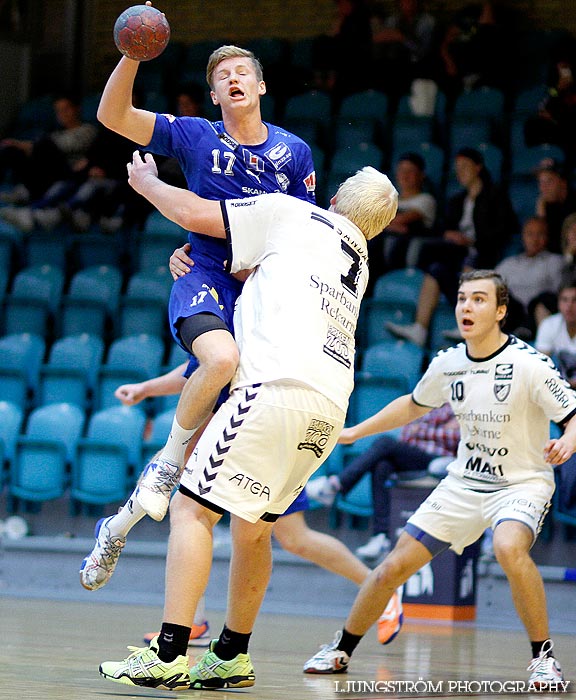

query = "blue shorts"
(168, 262), (242, 352)
(282, 488), (310, 516)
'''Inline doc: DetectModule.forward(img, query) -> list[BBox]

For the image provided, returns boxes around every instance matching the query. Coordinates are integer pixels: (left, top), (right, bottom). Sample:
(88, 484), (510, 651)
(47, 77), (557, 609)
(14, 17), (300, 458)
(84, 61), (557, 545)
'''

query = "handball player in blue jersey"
(80, 44), (319, 590)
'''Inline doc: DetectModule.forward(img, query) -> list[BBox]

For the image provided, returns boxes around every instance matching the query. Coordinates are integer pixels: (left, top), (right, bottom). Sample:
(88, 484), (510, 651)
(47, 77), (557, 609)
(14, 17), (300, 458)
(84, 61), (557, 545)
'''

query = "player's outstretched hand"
(544, 437), (576, 465)
(127, 150), (158, 194)
(170, 243), (194, 280)
(115, 382), (147, 406)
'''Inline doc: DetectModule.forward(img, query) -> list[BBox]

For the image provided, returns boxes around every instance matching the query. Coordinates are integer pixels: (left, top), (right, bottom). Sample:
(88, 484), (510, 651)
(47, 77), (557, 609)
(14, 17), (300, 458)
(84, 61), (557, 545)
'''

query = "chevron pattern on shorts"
(197, 384), (262, 495)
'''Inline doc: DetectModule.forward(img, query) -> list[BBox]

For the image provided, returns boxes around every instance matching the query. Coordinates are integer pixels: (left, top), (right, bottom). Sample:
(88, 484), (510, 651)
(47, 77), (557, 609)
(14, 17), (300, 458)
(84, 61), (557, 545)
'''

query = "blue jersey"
(147, 115), (316, 269)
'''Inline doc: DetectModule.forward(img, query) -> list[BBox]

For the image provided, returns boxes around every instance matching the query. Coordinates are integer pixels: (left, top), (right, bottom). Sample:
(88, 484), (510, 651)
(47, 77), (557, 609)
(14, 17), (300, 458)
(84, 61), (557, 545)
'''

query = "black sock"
(338, 628), (363, 658)
(157, 623), (191, 662)
(213, 625), (251, 660)
(531, 640), (553, 659)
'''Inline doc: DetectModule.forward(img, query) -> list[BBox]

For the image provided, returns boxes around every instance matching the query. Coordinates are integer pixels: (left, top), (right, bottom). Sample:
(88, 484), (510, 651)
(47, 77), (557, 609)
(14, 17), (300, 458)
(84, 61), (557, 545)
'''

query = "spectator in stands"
(371, 0), (436, 98)
(0, 92), (97, 217)
(312, 0), (373, 99)
(535, 279), (576, 385)
(535, 158), (576, 254)
(387, 147), (516, 347)
(560, 213), (576, 284)
(524, 43), (576, 168)
(375, 151), (437, 274)
(307, 403), (459, 562)
(495, 216), (563, 338)
(434, 1), (509, 101)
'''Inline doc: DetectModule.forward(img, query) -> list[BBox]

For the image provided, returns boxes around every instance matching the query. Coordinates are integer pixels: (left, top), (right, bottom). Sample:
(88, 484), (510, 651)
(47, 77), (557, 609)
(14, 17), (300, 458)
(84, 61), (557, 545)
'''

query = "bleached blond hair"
(333, 167), (398, 241)
(206, 45), (264, 89)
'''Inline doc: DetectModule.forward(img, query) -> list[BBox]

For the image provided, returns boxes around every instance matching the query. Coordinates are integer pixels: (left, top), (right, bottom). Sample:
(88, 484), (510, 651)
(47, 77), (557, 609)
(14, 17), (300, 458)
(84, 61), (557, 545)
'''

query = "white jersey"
(413, 335), (576, 490)
(221, 193), (368, 412)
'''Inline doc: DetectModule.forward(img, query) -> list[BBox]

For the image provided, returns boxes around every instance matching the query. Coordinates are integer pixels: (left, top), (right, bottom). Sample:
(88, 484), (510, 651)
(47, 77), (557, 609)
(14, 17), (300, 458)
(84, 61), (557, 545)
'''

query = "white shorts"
(407, 474), (554, 554)
(180, 381), (345, 523)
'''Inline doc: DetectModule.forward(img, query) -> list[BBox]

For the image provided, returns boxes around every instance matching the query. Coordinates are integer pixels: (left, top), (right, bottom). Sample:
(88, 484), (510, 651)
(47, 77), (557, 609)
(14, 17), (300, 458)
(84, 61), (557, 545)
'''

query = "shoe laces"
(97, 531), (125, 569)
(316, 630), (343, 656)
(527, 640), (555, 674)
(146, 460), (181, 496)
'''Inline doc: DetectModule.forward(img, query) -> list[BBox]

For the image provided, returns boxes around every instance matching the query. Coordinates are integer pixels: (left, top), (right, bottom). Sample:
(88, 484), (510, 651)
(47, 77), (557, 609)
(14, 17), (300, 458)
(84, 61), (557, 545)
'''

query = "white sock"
(160, 416), (198, 464)
(194, 596), (206, 625)
(107, 491), (147, 538)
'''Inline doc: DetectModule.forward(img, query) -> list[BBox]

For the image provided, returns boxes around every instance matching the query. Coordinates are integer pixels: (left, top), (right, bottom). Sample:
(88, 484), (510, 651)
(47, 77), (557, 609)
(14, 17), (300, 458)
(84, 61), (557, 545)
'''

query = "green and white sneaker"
(99, 637), (190, 691)
(189, 640), (256, 689)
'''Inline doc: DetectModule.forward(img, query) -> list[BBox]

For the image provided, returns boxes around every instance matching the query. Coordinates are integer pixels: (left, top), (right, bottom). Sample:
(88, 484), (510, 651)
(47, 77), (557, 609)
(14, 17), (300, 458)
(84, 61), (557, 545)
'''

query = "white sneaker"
(306, 475), (339, 506)
(303, 631), (350, 674)
(79, 515), (126, 591)
(527, 640), (563, 689)
(385, 321), (426, 347)
(355, 533), (391, 560)
(136, 457), (182, 521)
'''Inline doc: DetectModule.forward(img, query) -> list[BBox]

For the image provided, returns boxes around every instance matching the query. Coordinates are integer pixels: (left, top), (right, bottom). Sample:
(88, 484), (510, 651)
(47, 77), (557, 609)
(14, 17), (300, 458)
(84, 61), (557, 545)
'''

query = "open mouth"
(461, 318), (474, 329)
(229, 87), (244, 98)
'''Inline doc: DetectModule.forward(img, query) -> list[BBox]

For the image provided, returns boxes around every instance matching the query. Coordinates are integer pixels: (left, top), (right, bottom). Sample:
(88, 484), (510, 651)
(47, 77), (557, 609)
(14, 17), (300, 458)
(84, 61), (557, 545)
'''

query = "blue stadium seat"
(3, 264), (64, 337)
(142, 408), (175, 462)
(283, 90), (332, 148)
(38, 333), (104, 409)
(8, 403), (84, 508)
(0, 333), (45, 408)
(335, 90), (388, 146)
(117, 266), (172, 339)
(362, 339), (426, 390)
(60, 265), (123, 338)
(511, 143), (566, 178)
(71, 406), (146, 508)
(96, 334), (165, 411)
(372, 268), (424, 304)
(0, 400), (24, 476)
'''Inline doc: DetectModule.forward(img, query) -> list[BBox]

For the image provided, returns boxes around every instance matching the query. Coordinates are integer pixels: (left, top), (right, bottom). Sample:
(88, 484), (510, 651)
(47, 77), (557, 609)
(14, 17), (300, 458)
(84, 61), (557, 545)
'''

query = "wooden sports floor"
(2, 597), (574, 700)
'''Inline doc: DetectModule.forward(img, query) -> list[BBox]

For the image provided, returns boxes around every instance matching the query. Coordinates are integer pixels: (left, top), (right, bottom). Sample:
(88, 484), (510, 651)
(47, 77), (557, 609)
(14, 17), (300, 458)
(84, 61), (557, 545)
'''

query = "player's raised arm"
(97, 3), (169, 145)
(97, 58), (156, 145)
(127, 151), (225, 237)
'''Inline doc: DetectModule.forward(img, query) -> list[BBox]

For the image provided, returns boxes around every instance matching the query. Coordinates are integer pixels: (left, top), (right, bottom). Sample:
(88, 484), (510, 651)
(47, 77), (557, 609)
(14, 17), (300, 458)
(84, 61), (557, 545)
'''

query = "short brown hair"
(206, 45), (264, 89)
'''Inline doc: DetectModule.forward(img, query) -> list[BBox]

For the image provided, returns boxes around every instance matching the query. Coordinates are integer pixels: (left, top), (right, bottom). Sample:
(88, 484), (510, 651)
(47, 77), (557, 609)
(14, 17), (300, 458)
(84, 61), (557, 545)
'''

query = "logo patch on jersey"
(243, 149), (265, 172)
(162, 113), (177, 123)
(297, 419), (334, 458)
(275, 172), (290, 192)
(494, 383), (511, 402)
(495, 363), (513, 380)
(264, 142), (293, 169)
(323, 325), (352, 368)
(218, 131), (240, 150)
(304, 171), (316, 193)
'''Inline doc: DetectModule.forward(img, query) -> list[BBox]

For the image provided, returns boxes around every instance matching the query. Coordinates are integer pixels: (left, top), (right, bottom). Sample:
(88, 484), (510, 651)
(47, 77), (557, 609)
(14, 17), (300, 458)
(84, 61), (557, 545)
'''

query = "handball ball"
(113, 4), (170, 61)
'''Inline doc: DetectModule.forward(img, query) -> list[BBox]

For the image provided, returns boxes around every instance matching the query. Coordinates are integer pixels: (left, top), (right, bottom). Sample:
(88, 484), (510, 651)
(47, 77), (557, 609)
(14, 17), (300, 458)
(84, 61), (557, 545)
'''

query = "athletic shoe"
(385, 321), (427, 347)
(303, 631), (350, 674)
(136, 457), (182, 521)
(99, 637), (190, 691)
(79, 516), (125, 591)
(527, 640), (563, 688)
(377, 587), (404, 645)
(188, 640), (255, 689)
(306, 475), (340, 506)
(355, 533), (391, 561)
(143, 621), (211, 647)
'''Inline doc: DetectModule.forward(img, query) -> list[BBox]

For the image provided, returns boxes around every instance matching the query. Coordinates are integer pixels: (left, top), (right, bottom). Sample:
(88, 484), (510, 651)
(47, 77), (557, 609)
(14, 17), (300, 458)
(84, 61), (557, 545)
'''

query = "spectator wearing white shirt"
(495, 216), (563, 337)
